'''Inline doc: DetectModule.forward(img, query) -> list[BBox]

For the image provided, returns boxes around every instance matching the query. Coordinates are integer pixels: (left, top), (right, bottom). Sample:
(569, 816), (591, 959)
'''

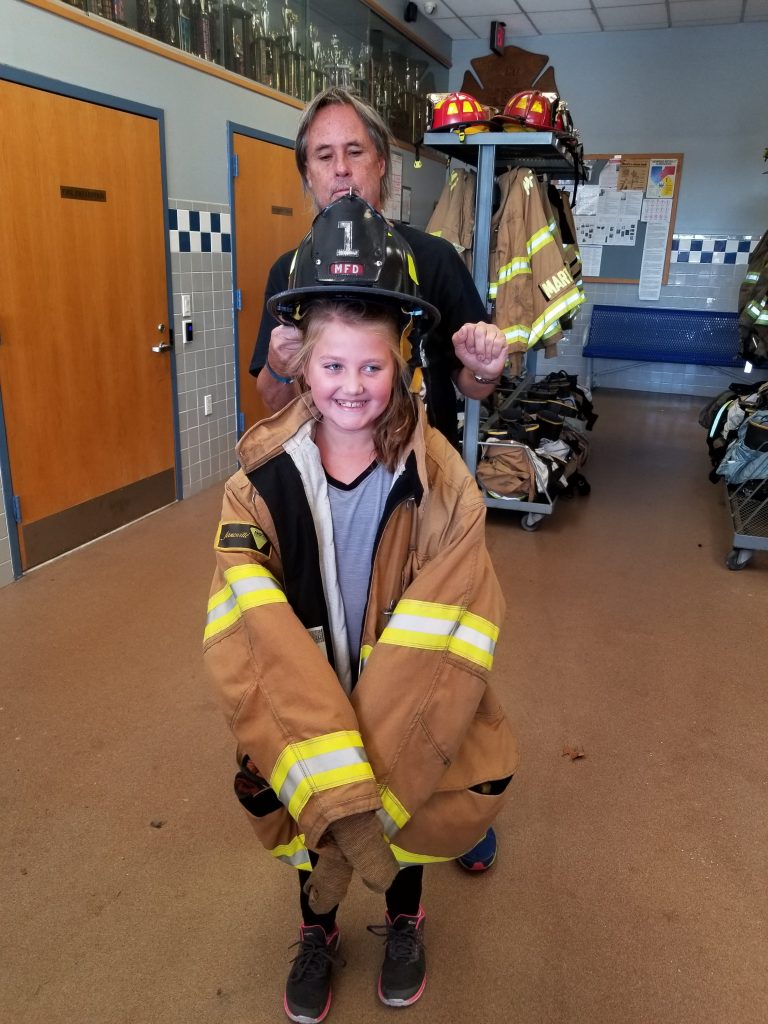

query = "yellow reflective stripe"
(430, 229), (444, 237)
(286, 763), (376, 820)
(504, 325), (529, 345)
(744, 272), (759, 282)
(270, 834), (313, 869)
(389, 841), (454, 865)
(379, 600), (498, 668)
(378, 786), (411, 836)
(488, 280), (498, 299)
(270, 731), (375, 821)
(204, 564), (287, 641)
(528, 226), (553, 256)
(529, 286), (582, 347)
(498, 257), (531, 283)
(359, 644), (373, 672)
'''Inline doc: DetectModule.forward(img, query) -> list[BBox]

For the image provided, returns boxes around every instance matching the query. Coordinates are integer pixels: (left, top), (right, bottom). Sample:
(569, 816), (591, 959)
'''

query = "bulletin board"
(564, 153), (683, 292)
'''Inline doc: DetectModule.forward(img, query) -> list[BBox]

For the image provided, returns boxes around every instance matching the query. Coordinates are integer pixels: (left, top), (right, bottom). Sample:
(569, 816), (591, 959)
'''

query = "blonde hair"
(288, 301), (418, 471)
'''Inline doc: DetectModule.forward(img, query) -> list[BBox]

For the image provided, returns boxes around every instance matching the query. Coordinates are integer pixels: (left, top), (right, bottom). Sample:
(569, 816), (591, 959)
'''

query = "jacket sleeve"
(351, 450), (506, 838)
(203, 471), (381, 849)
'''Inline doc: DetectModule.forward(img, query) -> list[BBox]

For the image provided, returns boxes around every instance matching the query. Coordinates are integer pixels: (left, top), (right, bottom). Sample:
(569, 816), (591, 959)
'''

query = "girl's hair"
(288, 300), (418, 471)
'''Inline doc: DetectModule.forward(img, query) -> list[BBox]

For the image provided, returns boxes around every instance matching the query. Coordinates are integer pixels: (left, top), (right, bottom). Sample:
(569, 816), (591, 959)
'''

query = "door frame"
(226, 121), (300, 439)
(0, 64), (182, 579)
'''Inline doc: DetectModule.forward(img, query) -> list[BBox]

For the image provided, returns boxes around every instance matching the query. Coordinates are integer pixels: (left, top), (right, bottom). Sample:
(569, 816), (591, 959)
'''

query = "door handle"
(152, 322), (172, 352)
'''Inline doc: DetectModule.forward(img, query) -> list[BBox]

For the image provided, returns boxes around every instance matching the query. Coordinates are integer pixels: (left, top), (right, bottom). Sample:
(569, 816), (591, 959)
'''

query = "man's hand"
(256, 324), (302, 413)
(452, 322), (507, 381)
(269, 323), (302, 379)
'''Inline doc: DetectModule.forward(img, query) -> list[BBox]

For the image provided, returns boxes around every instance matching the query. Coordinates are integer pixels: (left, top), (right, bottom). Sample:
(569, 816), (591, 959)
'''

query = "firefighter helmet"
(430, 91), (493, 134)
(495, 90), (554, 132)
(267, 192), (440, 330)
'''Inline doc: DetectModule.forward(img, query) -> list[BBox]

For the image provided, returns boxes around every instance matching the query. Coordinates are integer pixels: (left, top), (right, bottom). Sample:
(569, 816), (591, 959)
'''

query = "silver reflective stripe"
(276, 746), (370, 807)
(230, 576), (281, 598)
(387, 612), (456, 637)
(276, 848), (312, 869)
(376, 808), (401, 838)
(454, 621), (496, 657)
(206, 592), (237, 626)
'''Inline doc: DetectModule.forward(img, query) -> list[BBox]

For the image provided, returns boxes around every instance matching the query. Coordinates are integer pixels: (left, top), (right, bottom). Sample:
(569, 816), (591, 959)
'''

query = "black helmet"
(267, 193), (440, 330)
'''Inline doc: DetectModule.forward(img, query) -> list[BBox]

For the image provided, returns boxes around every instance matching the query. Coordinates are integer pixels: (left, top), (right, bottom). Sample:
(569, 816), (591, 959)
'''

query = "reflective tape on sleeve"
(377, 786), (411, 837)
(378, 599), (498, 670)
(270, 731), (376, 821)
(204, 563), (286, 641)
(271, 834), (313, 870)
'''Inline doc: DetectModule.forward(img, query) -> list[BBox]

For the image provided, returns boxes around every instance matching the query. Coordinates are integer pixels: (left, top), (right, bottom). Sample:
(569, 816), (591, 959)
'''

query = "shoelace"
(287, 936), (345, 981)
(366, 922), (422, 964)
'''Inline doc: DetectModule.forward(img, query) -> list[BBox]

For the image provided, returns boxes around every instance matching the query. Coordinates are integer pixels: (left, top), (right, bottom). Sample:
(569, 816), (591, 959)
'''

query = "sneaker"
(456, 827), (497, 872)
(367, 906), (426, 1007)
(284, 923), (344, 1024)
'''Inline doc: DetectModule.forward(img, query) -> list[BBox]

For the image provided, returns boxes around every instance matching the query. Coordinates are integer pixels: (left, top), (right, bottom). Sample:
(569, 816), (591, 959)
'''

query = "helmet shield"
(267, 193), (440, 330)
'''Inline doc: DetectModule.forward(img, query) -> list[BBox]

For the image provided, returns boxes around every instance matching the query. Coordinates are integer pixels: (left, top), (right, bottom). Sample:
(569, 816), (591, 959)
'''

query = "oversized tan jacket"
(203, 399), (519, 870)
(426, 167), (476, 255)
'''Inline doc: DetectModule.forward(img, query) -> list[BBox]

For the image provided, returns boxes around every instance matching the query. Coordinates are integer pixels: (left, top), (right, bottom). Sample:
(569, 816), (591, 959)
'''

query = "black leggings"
(298, 851), (423, 933)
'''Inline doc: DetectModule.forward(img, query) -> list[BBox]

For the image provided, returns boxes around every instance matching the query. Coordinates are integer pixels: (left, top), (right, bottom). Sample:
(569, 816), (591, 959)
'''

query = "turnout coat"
(203, 398), (519, 870)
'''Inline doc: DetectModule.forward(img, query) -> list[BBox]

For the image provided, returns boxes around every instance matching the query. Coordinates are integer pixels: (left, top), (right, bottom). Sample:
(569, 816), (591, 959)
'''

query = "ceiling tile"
(426, 16), (484, 38)
(744, 0), (768, 18)
(517, 0), (591, 11)
(461, 13), (540, 35)
(599, 3), (669, 27)
(669, 0), (743, 23)
(437, 0), (521, 14)
(527, 9), (603, 30)
(592, 0), (664, 7)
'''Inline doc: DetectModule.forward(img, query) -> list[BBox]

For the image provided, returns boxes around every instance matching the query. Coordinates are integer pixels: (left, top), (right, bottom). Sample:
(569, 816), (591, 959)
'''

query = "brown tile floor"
(1, 389), (766, 1024)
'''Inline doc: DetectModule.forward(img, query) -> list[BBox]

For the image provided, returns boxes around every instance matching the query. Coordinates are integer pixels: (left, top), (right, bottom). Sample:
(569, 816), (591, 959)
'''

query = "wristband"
(472, 371), (501, 385)
(266, 359), (295, 385)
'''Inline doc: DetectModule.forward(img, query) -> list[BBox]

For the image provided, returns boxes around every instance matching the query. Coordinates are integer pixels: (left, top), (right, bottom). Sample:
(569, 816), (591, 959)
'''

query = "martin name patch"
(216, 522), (272, 555)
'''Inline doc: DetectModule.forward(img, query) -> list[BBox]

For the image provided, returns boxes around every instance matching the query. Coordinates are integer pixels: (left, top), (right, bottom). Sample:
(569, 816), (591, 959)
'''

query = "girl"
(204, 195), (518, 1024)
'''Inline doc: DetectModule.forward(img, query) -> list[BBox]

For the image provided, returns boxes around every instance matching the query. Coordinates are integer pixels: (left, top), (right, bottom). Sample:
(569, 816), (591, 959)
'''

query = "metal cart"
(724, 476), (768, 570)
(422, 131), (578, 528)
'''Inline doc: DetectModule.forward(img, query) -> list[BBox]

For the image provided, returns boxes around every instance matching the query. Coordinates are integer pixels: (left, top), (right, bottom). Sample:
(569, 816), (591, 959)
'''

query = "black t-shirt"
(249, 226), (487, 447)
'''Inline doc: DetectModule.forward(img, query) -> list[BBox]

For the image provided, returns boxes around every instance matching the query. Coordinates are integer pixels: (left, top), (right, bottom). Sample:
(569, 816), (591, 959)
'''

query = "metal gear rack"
(422, 131), (578, 524)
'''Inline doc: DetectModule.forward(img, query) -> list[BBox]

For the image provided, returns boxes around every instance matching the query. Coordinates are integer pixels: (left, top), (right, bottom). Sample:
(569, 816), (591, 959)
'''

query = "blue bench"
(582, 305), (743, 387)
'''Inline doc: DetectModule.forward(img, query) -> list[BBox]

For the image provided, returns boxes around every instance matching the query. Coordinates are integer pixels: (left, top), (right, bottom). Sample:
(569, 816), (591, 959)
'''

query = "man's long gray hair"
(294, 87), (394, 206)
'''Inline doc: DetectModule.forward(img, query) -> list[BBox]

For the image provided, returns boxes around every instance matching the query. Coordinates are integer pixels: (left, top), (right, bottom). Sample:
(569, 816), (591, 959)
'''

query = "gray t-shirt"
(326, 460), (394, 674)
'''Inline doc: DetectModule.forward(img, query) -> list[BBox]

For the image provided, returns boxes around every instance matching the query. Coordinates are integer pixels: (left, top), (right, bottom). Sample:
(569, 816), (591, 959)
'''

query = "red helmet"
(430, 92), (493, 135)
(495, 90), (554, 132)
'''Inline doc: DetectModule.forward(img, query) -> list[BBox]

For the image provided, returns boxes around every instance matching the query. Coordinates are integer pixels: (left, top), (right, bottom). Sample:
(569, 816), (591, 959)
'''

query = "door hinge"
(234, 289), (242, 311)
(231, 153), (239, 178)
(12, 495), (22, 523)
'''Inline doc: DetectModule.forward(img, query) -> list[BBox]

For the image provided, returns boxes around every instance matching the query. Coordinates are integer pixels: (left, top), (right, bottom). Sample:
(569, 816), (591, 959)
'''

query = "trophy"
(177, 0), (193, 52)
(191, 0), (217, 61)
(87, 0), (114, 19)
(223, 0), (249, 76)
(154, 0), (178, 45)
(323, 33), (352, 90)
(250, 0), (275, 87)
(136, 0), (157, 37)
(275, 3), (305, 100)
(353, 43), (372, 102)
(306, 24), (325, 99)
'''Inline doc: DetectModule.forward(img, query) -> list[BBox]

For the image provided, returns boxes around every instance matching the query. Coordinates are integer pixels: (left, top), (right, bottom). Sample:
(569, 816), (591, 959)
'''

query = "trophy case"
(63, 0), (448, 145)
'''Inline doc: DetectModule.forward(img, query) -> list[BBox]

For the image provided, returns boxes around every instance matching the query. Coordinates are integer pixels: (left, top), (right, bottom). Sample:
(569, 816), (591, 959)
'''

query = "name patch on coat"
(215, 522), (272, 555)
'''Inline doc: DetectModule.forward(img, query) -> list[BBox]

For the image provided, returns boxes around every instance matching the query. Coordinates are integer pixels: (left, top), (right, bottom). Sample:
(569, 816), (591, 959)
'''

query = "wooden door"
(0, 81), (175, 570)
(232, 133), (313, 431)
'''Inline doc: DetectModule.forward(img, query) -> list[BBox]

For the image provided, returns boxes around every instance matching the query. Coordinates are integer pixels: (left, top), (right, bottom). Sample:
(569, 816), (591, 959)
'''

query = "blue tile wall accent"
(671, 235), (756, 265)
(169, 209), (232, 254)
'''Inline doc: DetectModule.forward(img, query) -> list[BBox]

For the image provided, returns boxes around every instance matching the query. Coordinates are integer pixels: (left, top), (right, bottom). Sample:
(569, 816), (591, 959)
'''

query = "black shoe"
(284, 923), (344, 1024)
(367, 906), (426, 1007)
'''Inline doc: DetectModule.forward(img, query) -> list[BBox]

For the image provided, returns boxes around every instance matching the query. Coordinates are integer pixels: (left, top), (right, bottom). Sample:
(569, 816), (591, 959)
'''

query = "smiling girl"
(203, 195), (518, 1024)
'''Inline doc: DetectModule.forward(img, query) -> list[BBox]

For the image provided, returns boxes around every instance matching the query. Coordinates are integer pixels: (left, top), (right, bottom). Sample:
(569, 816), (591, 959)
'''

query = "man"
(249, 88), (501, 877)
(249, 86), (507, 451)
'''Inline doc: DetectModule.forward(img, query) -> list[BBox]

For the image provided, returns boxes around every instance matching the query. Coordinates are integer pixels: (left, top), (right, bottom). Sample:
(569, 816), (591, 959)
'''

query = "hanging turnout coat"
(203, 398), (519, 871)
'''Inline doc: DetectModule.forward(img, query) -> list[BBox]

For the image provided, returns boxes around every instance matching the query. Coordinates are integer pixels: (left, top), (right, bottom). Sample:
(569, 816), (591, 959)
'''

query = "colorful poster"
(646, 159), (678, 199)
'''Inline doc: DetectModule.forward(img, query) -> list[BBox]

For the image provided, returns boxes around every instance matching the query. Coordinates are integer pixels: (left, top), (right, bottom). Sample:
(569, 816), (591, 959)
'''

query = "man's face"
(304, 104), (386, 211)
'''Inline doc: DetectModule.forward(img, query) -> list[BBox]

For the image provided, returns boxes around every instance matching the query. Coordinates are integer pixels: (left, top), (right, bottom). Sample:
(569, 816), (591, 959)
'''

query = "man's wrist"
(265, 359), (295, 385)
(470, 369), (501, 385)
